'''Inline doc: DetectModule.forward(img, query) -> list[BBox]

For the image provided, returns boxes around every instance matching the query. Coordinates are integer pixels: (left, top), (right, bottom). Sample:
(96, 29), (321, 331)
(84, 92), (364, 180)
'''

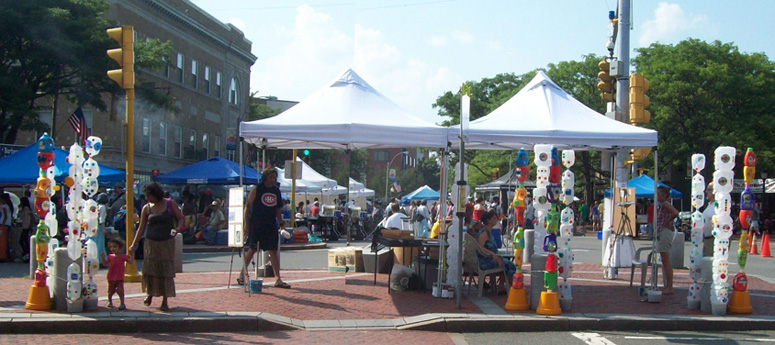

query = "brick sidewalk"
(3, 263), (774, 319)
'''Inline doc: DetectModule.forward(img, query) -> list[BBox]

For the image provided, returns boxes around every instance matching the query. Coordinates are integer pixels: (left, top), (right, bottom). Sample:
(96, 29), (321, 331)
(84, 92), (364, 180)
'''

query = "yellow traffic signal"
(597, 59), (614, 102)
(627, 147), (652, 164)
(629, 73), (650, 125)
(106, 25), (134, 89)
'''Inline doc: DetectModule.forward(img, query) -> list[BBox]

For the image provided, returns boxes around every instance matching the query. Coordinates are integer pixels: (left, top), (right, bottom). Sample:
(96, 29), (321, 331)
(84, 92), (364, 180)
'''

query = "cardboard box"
(327, 247), (364, 272)
(381, 229), (414, 240)
(363, 245), (391, 273)
(392, 246), (416, 266)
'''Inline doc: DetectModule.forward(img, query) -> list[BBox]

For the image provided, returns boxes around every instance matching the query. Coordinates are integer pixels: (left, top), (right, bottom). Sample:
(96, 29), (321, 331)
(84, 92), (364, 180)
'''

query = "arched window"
(229, 77), (239, 105)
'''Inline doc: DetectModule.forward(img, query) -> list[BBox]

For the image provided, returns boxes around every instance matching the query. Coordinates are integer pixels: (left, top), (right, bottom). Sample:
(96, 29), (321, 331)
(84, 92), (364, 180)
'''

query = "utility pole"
(615, 0), (631, 187)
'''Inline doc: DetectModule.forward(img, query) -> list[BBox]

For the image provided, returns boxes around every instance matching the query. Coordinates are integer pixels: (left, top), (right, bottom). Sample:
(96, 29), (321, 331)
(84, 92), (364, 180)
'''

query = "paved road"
(463, 331), (775, 345)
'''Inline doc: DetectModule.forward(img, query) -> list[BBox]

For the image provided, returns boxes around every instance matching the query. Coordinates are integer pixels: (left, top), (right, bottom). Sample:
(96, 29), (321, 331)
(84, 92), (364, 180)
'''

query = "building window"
(204, 66), (211, 94)
(142, 118), (151, 153)
(214, 136), (221, 157)
(374, 151), (389, 161)
(158, 122), (167, 156)
(176, 53), (184, 83)
(186, 129), (196, 159)
(191, 60), (198, 89)
(202, 133), (209, 159)
(163, 56), (169, 78)
(229, 78), (239, 105)
(37, 110), (52, 137)
(216, 72), (222, 99)
(174, 126), (182, 158)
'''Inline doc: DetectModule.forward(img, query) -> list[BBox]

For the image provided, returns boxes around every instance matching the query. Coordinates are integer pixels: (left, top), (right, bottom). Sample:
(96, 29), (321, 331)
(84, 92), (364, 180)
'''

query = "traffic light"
(597, 59), (614, 102)
(629, 73), (650, 125)
(106, 25), (134, 89)
(627, 147), (652, 163)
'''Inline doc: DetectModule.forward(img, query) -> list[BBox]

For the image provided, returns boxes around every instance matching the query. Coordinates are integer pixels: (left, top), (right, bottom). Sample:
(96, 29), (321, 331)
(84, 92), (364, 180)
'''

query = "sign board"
(766, 179), (775, 194)
(186, 178), (208, 184)
(612, 187), (637, 237)
(225, 128), (237, 151)
(228, 187), (244, 248)
(733, 179), (763, 193)
(0, 144), (23, 159)
(284, 160), (302, 179)
(389, 169), (396, 181)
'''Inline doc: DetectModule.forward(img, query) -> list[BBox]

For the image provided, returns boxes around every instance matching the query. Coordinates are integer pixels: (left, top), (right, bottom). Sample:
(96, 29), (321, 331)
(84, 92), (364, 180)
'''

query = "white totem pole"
(532, 144), (552, 255)
(711, 146), (735, 315)
(557, 150), (576, 308)
(687, 153), (706, 309)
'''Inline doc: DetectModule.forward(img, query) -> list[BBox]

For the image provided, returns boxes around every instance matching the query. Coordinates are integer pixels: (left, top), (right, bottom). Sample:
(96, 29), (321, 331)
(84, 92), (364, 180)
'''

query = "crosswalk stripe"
(572, 332), (617, 345)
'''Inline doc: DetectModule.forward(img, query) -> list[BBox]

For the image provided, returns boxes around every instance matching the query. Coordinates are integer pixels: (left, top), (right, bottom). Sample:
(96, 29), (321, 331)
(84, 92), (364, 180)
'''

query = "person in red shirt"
(310, 201), (320, 217)
(101, 238), (132, 311)
(464, 196), (474, 227)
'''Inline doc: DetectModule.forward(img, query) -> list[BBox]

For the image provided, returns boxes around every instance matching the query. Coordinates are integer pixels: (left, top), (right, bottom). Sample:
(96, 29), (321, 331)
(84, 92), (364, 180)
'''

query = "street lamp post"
(385, 151), (408, 203)
(762, 170), (768, 220)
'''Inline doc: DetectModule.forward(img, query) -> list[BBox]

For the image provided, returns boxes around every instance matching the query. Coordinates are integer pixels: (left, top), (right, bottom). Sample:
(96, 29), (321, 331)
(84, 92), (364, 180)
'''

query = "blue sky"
(191, 1), (775, 124)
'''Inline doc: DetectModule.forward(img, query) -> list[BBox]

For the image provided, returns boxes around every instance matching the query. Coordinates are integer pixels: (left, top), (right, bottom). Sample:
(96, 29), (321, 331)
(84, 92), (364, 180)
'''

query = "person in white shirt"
(702, 182), (716, 257)
(383, 203), (408, 229)
(416, 200), (431, 237)
(303, 200), (311, 217)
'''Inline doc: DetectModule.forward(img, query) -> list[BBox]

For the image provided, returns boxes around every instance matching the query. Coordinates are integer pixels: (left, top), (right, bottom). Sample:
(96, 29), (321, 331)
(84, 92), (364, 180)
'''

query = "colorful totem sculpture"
(535, 144), (561, 315)
(729, 148), (755, 314)
(505, 149), (530, 310)
(26, 134), (57, 310)
(557, 150), (575, 310)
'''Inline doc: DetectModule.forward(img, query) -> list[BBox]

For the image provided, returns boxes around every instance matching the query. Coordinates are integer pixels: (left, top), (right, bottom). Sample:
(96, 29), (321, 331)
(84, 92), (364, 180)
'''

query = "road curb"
(3, 312), (775, 334)
(183, 242), (327, 253)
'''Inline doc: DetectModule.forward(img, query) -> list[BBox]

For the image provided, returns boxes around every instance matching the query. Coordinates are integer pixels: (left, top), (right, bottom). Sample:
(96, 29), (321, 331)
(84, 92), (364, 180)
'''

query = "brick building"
(16, 0), (256, 184)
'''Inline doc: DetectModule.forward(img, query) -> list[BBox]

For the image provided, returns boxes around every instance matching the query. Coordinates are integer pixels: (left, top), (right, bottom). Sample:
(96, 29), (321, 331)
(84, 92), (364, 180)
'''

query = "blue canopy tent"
(401, 185), (440, 203)
(604, 174), (683, 198)
(0, 143), (124, 184)
(155, 156), (259, 185)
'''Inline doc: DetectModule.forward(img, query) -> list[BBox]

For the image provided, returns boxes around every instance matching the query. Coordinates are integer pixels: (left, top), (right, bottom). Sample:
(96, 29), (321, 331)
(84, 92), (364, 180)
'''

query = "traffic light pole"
(615, 0), (632, 186)
(124, 87), (140, 282)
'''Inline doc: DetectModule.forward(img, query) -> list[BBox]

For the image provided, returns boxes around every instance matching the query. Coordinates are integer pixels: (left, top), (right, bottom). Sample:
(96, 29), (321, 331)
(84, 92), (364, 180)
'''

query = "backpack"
(113, 209), (127, 234)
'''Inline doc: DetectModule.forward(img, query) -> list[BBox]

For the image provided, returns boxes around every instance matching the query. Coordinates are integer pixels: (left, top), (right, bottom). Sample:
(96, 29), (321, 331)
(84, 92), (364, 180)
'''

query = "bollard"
(174, 233), (183, 273)
(530, 253), (548, 310)
(29, 236), (36, 279)
(670, 234), (685, 269)
(699, 256), (713, 314)
(52, 247), (78, 311)
(524, 230), (534, 264)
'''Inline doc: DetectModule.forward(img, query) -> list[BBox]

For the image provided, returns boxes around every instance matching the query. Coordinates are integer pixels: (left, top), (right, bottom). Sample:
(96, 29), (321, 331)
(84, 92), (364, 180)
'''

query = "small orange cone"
(536, 291), (562, 315)
(505, 287), (529, 311)
(749, 233), (759, 255)
(761, 233), (772, 258)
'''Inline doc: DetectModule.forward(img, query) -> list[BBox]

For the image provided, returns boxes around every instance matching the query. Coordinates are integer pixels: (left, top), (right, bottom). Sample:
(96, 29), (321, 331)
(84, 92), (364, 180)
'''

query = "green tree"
(633, 39), (775, 185)
(0, 0), (174, 143)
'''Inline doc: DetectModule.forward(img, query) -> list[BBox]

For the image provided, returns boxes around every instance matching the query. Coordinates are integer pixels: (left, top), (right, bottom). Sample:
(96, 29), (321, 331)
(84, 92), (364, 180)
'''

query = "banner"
(733, 179), (763, 193)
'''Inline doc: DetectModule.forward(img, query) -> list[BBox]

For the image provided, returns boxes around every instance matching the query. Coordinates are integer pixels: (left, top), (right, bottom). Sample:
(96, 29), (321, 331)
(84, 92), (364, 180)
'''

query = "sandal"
(118, 304), (126, 311)
(274, 281), (291, 289)
(143, 296), (152, 307)
(237, 277), (245, 286)
(159, 304), (170, 312)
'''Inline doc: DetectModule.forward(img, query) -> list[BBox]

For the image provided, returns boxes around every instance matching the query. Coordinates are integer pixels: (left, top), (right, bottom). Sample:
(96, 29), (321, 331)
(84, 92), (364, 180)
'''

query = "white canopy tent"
(448, 71), (658, 150)
(294, 156), (338, 188)
(275, 168), (323, 193)
(240, 69), (449, 150)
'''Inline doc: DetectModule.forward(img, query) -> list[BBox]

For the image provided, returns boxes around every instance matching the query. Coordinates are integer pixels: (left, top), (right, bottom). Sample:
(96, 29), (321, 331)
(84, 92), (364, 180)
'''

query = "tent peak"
(332, 69), (372, 90)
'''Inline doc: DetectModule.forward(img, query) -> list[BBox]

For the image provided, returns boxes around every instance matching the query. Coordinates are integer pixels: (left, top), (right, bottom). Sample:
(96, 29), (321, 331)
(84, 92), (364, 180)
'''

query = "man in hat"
(240, 168), (290, 288)
(203, 201), (226, 245)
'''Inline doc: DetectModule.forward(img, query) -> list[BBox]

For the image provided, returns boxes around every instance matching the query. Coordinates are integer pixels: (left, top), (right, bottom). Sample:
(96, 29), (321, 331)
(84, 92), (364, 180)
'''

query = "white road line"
(572, 332), (617, 345)
(625, 336), (775, 342)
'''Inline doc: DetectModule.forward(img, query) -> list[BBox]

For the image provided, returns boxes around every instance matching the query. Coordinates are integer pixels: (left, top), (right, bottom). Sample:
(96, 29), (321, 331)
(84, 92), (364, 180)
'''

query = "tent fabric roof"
(449, 71), (658, 150)
(0, 144), (124, 184)
(155, 156), (259, 185)
(475, 171), (536, 192)
(239, 69), (449, 150)
(604, 174), (683, 198)
(402, 185), (440, 202)
(294, 157), (338, 188)
(275, 167), (323, 193)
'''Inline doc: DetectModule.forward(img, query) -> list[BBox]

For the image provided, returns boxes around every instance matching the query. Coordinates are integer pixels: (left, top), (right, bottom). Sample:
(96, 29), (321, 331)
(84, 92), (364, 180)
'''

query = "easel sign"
(612, 187), (637, 237)
(228, 187), (244, 248)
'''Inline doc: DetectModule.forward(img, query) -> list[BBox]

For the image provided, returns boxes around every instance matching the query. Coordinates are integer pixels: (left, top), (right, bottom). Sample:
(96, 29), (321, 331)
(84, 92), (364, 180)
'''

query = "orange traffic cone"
(749, 233), (759, 255)
(761, 233), (772, 258)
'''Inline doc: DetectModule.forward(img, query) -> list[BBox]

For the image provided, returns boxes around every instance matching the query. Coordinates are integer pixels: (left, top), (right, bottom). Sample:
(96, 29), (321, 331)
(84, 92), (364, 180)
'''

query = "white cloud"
(429, 35), (446, 46)
(639, 2), (709, 46)
(452, 30), (473, 43)
(487, 40), (502, 51)
(252, 5), (353, 98)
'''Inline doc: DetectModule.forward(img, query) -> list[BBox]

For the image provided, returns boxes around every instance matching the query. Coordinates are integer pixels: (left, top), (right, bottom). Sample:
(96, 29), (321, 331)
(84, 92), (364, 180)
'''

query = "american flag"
(393, 180), (401, 193)
(68, 107), (89, 143)
(245, 147), (255, 165)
